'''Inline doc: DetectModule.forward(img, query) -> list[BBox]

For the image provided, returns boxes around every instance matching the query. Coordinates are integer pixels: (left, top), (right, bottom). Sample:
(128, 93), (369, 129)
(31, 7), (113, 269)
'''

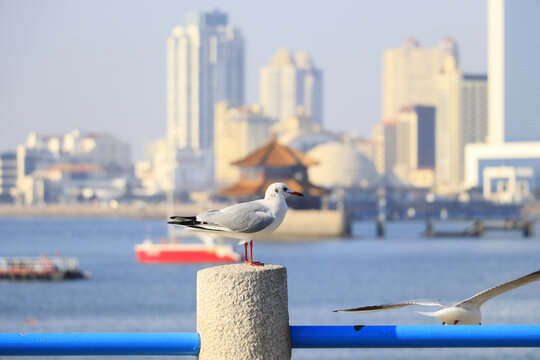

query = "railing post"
(196, 263), (291, 359)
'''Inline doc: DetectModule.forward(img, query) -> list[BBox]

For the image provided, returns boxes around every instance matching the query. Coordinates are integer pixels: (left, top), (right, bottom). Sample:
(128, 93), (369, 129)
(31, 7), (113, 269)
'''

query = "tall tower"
(260, 48), (323, 125)
(167, 10), (244, 151)
(214, 102), (274, 188)
(382, 38), (459, 120)
(488, 0), (540, 144)
(435, 57), (487, 194)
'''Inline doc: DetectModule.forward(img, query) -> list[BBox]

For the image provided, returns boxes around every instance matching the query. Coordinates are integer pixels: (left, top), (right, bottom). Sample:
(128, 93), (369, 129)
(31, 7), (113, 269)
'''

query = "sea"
(1, 217), (540, 360)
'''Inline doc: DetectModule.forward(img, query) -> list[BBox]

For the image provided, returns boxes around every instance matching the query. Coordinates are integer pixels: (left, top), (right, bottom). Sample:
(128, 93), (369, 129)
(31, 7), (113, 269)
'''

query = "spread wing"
(195, 200), (275, 234)
(334, 299), (443, 313)
(457, 269), (540, 307)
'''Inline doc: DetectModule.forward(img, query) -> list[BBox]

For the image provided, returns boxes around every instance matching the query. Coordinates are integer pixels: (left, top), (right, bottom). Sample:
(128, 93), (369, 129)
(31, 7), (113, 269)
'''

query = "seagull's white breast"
(257, 197), (288, 235)
(434, 306), (482, 325)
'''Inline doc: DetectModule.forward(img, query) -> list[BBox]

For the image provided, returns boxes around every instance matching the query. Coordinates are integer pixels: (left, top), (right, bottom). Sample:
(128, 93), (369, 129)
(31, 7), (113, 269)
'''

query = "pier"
(1, 263), (539, 358)
(425, 218), (535, 238)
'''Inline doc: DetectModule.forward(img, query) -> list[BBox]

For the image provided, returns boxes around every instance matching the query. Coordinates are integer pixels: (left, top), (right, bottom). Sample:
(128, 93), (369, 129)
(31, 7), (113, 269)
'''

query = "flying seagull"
(334, 269), (540, 324)
(168, 182), (303, 266)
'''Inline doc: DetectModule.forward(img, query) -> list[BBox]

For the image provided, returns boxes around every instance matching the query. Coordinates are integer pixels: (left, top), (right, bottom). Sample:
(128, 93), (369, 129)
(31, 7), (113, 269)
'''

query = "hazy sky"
(0, 0), (487, 161)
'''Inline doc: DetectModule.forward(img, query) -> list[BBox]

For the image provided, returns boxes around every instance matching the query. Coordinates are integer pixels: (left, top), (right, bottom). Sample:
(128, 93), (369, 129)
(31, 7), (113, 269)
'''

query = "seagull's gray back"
(197, 200), (275, 234)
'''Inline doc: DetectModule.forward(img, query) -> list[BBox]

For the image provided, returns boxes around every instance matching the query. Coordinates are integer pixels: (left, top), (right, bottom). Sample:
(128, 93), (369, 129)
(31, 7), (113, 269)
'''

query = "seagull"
(334, 269), (540, 325)
(167, 183), (303, 266)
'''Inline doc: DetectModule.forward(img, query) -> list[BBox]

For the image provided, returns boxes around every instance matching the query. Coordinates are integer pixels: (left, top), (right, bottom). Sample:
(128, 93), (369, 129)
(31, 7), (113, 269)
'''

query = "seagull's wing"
(456, 269), (540, 308)
(196, 200), (275, 234)
(334, 299), (443, 313)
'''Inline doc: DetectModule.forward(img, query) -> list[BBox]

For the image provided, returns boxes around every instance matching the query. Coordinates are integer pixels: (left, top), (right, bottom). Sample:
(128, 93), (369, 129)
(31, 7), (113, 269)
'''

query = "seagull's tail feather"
(168, 216), (199, 226)
(168, 216), (227, 232)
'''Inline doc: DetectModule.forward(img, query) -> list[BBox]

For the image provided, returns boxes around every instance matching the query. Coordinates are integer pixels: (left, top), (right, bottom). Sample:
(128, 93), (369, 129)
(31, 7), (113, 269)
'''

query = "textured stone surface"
(197, 264), (291, 360)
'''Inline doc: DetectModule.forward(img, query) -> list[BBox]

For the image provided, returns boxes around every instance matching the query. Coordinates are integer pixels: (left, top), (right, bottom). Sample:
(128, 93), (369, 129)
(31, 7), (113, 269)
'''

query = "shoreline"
(0, 204), (202, 220)
(0, 205), (350, 238)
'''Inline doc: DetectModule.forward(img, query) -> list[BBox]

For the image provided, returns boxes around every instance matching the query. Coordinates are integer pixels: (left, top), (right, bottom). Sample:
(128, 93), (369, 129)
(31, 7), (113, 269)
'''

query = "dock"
(425, 218), (535, 238)
(0, 256), (88, 281)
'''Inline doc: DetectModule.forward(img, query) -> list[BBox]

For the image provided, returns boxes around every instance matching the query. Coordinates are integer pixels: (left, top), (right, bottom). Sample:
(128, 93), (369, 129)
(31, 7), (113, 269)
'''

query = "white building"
(382, 37), (459, 120)
(167, 9), (244, 151)
(488, 0), (540, 144)
(260, 48), (323, 125)
(20, 129), (131, 172)
(435, 57), (487, 195)
(465, 0), (540, 202)
(214, 102), (274, 188)
(14, 129), (131, 204)
(465, 142), (540, 202)
(380, 38), (459, 181)
(134, 139), (175, 196)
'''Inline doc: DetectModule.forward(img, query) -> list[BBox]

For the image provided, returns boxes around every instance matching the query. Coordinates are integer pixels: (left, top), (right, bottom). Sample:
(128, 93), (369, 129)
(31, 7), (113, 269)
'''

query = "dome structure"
(280, 128), (339, 153)
(307, 142), (380, 188)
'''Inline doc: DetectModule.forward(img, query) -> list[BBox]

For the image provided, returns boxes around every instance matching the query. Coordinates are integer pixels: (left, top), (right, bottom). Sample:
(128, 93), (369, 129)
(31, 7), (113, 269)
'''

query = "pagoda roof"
(231, 139), (318, 168)
(47, 163), (104, 174)
(219, 178), (326, 198)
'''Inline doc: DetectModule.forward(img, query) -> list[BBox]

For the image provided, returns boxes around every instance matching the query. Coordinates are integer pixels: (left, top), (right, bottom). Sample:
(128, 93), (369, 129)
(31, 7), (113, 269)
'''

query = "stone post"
(196, 264), (291, 360)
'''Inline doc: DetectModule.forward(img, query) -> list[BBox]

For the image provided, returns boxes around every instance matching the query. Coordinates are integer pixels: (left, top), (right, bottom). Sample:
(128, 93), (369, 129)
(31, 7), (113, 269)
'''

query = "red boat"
(135, 238), (241, 264)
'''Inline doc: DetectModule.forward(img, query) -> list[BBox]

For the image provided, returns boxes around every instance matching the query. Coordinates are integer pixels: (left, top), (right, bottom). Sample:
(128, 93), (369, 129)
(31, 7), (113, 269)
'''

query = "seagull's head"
(265, 183), (304, 200)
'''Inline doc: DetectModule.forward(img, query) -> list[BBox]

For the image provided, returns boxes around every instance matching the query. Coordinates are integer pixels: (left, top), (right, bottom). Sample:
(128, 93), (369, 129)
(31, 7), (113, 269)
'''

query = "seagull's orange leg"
(244, 243), (249, 263)
(248, 240), (264, 266)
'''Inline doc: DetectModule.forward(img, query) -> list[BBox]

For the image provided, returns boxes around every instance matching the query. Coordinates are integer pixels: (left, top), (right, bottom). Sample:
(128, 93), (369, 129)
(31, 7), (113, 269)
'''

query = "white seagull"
(167, 183), (303, 266)
(334, 269), (540, 325)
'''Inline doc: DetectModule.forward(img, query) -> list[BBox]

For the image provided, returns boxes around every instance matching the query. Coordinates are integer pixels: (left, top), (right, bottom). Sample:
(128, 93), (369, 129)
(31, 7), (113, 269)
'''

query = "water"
(1, 217), (540, 360)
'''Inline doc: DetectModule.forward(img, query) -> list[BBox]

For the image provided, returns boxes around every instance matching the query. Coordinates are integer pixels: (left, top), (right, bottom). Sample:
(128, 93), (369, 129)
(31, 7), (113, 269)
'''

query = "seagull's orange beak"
(290, 191), (304, 197)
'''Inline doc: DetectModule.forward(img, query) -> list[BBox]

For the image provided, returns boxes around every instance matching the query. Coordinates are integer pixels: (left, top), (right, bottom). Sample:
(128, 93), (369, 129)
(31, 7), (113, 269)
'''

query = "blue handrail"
(0, 333), (200, 356)
(2, 326), (540, 356)
(291, 325), (540, 348)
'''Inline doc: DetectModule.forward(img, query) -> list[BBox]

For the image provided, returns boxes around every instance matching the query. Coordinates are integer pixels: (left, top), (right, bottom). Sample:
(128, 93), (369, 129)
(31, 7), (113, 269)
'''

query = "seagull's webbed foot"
(248, 260), (264, 266)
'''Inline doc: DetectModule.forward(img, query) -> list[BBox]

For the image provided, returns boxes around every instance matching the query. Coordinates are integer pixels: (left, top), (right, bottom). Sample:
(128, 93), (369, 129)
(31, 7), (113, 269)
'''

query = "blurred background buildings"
(2, 0), (540, 217)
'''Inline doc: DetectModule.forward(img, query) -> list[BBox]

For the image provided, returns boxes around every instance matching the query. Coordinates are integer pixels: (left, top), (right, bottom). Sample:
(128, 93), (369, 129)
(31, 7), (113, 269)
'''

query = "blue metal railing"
(0, 333), (200, 356)
(1, 326), (540, 356)
(291, 325), (540, 348)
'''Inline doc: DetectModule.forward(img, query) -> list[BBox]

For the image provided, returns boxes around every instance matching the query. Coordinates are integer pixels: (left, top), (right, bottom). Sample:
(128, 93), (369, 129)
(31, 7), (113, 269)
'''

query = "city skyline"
(0, 0), (487, 161)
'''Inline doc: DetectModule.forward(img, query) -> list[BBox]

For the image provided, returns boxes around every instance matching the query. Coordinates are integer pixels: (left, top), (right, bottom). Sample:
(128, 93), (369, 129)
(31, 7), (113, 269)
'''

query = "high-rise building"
(435, 57), (487, 194)
(382, 38), (459, 120)
(464, 0), (540, 202)
(488, 0), (540, 143)
(462, 75), (488, 146)
(383, 121), (398, 176)
(167, 10), (244, 151)
(214, 102), (274, 188)
(371, 124), (385, 175)
(394, 105), (435, 187)
(0, 152), (17, 201)
(260, 48), (323, 125)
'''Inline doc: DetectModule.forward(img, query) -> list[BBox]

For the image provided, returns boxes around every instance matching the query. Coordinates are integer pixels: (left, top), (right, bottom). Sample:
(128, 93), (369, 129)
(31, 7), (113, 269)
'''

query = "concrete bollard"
(196, 264), (291, 360)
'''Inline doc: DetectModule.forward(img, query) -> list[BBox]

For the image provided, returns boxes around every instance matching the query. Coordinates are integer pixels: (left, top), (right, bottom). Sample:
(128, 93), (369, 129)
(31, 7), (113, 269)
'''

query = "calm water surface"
(1, 217), (539, 359)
